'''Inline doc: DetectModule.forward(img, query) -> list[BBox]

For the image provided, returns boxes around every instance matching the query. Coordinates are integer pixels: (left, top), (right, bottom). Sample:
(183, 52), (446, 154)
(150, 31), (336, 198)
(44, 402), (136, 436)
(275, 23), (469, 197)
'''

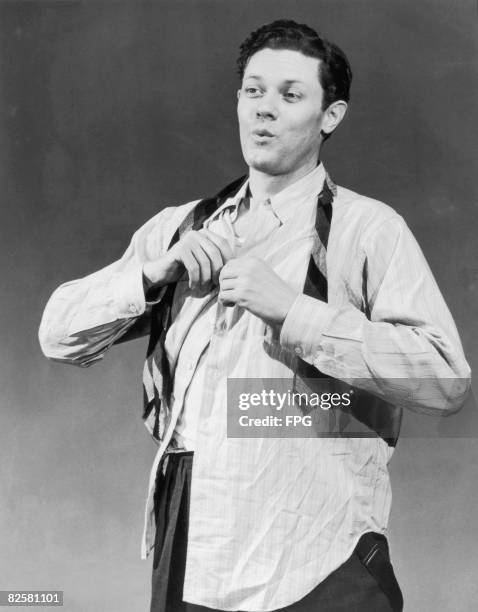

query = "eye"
(283, 91), (301, 102)
(244, 86), (262, 97)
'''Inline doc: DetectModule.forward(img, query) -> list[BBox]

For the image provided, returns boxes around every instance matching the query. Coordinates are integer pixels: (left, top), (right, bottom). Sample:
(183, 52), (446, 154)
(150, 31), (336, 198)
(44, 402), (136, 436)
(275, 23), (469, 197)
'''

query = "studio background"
(1, 1), (477, 610)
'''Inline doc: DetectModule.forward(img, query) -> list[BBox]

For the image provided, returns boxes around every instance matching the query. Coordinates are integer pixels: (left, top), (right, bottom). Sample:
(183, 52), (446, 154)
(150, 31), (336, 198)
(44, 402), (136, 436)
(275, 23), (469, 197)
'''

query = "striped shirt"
(38, 164), (470, 611)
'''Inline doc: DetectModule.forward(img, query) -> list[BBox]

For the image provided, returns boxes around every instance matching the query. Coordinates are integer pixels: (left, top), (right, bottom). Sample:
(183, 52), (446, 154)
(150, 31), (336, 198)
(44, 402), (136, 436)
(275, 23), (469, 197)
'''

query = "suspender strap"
(355, 532), (404, 612)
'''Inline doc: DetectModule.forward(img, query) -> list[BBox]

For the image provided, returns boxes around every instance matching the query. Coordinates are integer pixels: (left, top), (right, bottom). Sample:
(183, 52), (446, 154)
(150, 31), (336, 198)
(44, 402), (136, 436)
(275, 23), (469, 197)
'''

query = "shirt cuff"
(142, 270), (169, 305)
(112, 262), (147, 319)
(280, 294), (337, 362)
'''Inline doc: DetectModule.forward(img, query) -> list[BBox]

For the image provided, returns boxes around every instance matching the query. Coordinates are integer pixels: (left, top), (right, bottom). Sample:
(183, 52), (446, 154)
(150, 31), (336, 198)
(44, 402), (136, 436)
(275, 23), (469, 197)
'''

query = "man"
(39, 20), (471, 612)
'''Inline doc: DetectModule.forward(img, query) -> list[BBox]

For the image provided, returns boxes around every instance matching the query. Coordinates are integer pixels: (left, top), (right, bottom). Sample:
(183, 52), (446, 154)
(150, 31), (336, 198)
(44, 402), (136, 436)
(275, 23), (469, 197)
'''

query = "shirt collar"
(204, 163), (327, 227)
(203, 180), (250, 227)
(264, 163), (326, 225)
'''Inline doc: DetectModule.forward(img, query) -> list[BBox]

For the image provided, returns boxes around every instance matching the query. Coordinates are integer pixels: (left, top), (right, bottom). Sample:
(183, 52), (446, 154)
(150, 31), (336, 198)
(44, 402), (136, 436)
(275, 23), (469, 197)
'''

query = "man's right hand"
(143, 228), (234, 293)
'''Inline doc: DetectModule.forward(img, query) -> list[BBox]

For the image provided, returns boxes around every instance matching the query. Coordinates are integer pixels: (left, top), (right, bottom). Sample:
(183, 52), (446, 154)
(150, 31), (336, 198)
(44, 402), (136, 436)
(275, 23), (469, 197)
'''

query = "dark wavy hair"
(237, 19), (352, 111)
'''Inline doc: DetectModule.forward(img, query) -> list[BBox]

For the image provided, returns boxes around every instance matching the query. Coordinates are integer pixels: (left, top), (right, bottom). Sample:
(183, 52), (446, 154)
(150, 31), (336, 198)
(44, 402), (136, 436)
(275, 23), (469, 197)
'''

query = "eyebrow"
(244, 75), (305, 85)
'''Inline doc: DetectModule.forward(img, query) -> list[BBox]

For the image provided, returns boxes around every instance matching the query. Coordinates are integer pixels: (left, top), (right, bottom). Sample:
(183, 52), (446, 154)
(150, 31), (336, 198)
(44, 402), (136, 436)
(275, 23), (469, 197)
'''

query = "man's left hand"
(218, 257), (298, 325)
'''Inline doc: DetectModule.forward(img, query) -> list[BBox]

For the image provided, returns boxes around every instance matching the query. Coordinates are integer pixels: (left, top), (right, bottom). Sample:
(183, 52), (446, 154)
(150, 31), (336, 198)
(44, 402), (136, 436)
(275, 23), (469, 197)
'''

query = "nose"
(255, 92), (278, 120)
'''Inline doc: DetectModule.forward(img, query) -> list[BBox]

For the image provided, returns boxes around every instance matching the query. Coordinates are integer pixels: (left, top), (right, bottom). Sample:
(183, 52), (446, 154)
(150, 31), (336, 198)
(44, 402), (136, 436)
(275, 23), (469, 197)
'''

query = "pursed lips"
(252, 129), (276, 140)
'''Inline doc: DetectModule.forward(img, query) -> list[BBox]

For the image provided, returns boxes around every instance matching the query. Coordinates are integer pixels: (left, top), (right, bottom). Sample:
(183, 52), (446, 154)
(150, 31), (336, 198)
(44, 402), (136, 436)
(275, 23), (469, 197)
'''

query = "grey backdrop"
(1, 1), (477, 611)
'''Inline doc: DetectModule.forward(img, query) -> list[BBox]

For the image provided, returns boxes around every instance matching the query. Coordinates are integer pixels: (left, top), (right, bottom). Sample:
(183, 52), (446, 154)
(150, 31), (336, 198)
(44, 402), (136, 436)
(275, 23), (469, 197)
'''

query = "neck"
(248, 159), (320, 200)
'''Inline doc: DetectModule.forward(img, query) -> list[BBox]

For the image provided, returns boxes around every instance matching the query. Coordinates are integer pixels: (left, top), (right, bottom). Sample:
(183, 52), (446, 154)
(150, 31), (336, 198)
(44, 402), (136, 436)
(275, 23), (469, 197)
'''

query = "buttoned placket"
(194, 197), (282, 430)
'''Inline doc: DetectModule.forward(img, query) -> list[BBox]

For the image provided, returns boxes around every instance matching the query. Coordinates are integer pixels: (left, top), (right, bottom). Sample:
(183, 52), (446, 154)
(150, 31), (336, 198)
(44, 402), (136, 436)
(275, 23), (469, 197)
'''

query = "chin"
(246, 152), (285, 176)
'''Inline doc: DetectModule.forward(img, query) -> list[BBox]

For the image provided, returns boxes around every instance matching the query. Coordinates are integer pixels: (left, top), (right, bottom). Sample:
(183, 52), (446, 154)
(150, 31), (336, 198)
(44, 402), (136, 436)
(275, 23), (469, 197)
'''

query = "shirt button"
(215, 321), (227, 333)
(294, 346), (302, 356)
(129, 304), (137, 314)
(187, 362), (194, 371)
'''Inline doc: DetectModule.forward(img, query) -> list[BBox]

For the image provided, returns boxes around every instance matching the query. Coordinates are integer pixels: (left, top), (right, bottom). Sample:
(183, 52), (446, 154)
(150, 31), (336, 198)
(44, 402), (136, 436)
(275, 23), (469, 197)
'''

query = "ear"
(321, 100), (348, 136)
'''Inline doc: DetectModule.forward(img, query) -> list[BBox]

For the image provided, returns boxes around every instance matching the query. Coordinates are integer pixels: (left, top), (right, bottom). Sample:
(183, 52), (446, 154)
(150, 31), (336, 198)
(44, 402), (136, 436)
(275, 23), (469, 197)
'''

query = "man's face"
(237, 48), (327, 177)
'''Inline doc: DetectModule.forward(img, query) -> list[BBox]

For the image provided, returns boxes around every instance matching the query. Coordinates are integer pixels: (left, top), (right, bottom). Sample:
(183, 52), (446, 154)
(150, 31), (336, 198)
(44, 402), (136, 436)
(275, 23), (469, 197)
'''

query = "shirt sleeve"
(280, 216), (472, 414)
(38, 202), (197, 367)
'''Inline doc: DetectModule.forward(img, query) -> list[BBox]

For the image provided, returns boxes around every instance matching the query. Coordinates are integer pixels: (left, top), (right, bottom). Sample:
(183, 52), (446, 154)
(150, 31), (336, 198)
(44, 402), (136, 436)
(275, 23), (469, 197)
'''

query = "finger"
(180, 248), (202, 290)
(199, 228), (234, 262)
(184, 231), (226, 284)
(218, 288), (237, 307)
(218, 277), (236, 291)
(219, 260), (240, 281)
(187, 242), (213, 288)
(193, 235), (226, 284)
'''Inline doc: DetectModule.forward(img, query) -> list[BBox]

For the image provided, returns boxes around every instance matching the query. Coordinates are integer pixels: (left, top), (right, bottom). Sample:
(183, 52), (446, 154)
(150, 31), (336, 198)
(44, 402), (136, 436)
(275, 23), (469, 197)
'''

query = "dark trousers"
(151, 451), (403, 612)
